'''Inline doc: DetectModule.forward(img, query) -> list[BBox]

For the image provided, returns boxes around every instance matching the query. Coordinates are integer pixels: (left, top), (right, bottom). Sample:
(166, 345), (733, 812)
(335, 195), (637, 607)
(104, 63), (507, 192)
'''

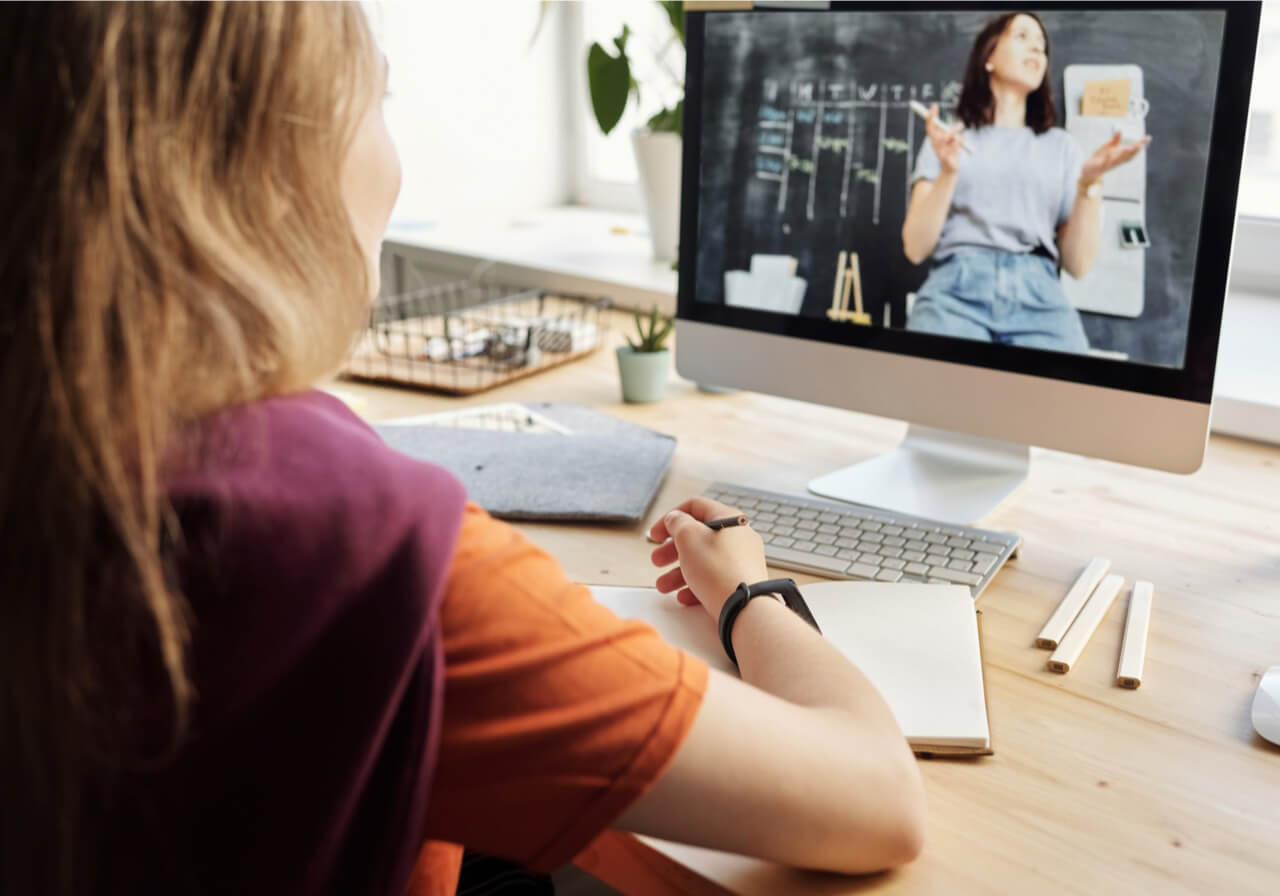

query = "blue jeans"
(906, 248), (1089, 353)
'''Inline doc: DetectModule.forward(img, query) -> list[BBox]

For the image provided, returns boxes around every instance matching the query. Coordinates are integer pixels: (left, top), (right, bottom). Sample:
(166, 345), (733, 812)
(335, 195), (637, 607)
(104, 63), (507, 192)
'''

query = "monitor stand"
(808, 425), (1030, 525)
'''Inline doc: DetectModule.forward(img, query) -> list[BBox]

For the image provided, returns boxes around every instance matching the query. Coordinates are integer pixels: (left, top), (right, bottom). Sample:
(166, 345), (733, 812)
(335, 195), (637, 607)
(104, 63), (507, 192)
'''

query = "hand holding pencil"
(647, 496), (768, 618)
(912, 101), (972, 174)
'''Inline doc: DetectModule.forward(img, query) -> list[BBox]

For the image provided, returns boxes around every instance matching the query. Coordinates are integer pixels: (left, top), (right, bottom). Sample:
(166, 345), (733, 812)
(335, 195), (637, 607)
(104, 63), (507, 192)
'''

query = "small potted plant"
(617, 306), (674, 403)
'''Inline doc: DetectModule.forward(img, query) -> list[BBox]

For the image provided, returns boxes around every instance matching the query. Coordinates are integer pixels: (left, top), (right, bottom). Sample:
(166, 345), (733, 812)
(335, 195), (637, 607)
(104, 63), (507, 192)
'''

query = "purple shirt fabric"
(99, 390), (467, 894)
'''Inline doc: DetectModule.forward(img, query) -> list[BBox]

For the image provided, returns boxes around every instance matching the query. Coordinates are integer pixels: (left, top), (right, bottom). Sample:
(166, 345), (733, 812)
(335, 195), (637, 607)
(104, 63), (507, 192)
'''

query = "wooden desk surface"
(334, 317), (1280, 895)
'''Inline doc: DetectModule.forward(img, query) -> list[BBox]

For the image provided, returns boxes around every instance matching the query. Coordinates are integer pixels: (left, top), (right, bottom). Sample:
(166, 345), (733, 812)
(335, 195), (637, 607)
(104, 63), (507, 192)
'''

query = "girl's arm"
(902, 173), (959, 265)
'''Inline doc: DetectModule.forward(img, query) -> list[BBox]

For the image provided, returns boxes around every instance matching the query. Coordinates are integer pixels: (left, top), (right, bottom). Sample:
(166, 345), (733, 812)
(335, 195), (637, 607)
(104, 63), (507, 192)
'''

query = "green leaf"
(651, 317), (674, 350)
(658, 1), (685, 46)
(612, 23), (631, 55)
(646, 98), (683, 136)
(587, 39), (631, 136)
(528, 1), (554, 50)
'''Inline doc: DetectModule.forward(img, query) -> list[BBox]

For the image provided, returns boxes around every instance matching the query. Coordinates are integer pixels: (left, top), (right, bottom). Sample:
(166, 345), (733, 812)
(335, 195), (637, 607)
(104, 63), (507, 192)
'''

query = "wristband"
(717, 578), (822, 666)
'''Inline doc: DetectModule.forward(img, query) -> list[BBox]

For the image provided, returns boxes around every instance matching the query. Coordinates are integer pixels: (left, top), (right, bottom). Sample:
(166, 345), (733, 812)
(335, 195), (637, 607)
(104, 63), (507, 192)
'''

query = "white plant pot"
(616, 346), (671, 403)
(631, 129), (682, 263)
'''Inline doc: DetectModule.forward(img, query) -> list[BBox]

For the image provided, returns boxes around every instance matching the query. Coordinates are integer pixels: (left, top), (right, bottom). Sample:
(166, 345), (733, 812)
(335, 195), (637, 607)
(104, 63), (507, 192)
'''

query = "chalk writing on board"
(754, 78), (962, 225)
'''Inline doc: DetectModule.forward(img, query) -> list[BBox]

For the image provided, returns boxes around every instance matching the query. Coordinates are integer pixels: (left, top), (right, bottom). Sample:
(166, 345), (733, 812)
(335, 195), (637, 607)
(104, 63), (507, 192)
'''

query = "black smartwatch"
(717, 578), (822, 666)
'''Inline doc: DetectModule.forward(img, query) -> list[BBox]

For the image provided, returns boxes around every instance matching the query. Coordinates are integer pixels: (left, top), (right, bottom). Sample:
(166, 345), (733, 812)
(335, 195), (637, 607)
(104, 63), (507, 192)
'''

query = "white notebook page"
(590, 581), (990, 752)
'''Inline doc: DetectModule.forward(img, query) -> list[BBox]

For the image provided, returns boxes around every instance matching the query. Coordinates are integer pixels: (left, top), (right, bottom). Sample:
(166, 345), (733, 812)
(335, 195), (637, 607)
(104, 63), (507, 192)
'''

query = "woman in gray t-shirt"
(901, 11), (1149, 353)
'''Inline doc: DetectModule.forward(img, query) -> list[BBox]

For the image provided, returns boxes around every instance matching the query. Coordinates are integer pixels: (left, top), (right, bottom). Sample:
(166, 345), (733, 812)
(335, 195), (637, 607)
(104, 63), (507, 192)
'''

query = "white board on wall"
(1061, 64), (1148, 319)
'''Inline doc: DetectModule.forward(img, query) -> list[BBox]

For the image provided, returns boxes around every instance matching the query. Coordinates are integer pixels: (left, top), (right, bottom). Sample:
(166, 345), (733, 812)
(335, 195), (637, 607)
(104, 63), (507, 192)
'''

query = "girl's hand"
(1080, 131), (1152, 187)
(648, 496), (769, 620)
(926, 103), (965, 174)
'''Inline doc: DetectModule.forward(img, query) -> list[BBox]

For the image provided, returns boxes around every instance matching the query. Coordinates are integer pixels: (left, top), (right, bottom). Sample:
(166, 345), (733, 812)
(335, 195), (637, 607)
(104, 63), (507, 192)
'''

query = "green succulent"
(627, 306), (674, 353)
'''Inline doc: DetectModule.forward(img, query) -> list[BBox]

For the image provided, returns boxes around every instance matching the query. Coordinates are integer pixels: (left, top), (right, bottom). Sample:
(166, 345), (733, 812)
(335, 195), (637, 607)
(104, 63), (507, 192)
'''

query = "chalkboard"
(693, 8), (1226, 368)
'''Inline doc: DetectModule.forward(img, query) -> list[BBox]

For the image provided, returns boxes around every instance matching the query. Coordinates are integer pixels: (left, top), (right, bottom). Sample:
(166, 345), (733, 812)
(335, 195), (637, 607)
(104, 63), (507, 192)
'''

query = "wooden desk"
(334, 317), (1280, 895)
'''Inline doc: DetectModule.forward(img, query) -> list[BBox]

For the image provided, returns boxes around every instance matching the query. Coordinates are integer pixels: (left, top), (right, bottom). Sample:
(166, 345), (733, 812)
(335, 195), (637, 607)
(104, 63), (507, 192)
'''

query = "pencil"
(908, 100), (974, 154)
(1048, 574), (1124, 674)
(706, 515), (748, 531)
(1116, 581), (1153, 689)
(1035, 557), (1111, 649)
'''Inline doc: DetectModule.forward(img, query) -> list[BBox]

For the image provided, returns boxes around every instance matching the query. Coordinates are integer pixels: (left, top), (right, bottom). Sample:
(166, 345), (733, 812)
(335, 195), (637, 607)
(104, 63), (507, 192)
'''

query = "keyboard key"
(757, 501), (779, 512)
(882, 536), (906, 548)
(877, 546), (904, 559)
(777, 515), (799, 528)
(817, 523), (840, 534)
(947, 558), (974, 572)
(928, 566), (982, 586)
(837, 549), (861, 562)
(814, 544), (838, 557)
(951, 548), (975, 560)
(859, 520), (883, 532)
(858, 540), (884, 554)
(817, 512), (840, 524)
(881, 558), (907, 571)
(796, 519), (819, 531)
(771, 536), (795, 549)
(797, 509), (819, 520)
(835, 537), (860, 549)
(767, 546), (852, 576)
(875, 569), (903, 582)
(861, 532), (885, 544)
(813, 533), (837, 545)
(924, 533), (948, 545)
(858, 553), (885, 567)
(926, 552), (951, 566)
(905, 562), (929, 576)
(973, 540), (1009, 556)
(847, 562), (880, 580)
(792, 540), (817, 552)
(972, 553), (999, 574)
(905, 539), (929, 552)
(881, 525), (904, 536)
(902, 550), (926, 563)
(946, 537), (972, 549)
(839, 526), (863, 539)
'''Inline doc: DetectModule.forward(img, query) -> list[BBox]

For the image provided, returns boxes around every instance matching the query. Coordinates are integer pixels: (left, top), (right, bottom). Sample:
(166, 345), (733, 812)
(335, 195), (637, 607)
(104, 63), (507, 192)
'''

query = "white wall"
(366, 1), (572, 223)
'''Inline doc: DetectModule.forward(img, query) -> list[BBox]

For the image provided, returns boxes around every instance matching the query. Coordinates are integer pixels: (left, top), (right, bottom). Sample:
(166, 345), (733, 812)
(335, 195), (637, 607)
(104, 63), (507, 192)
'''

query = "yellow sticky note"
(1081, 79), (1131, 117)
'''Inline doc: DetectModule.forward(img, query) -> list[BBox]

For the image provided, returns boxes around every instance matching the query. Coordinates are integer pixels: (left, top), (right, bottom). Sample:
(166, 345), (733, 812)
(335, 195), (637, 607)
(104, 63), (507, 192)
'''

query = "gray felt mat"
(374, 403), (675, 523)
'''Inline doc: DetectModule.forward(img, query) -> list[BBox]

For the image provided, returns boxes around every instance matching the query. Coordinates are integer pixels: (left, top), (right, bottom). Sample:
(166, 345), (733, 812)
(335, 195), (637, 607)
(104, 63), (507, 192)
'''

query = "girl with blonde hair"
(1, 4), (925, 893)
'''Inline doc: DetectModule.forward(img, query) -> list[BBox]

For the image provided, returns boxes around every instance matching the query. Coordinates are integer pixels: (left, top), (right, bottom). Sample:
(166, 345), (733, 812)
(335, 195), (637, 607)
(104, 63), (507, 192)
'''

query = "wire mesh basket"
(339, 275), (611, 395)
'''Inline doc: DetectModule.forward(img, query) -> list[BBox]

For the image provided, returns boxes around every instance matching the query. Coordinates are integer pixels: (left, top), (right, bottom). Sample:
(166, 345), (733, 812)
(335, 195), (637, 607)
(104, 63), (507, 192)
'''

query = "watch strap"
(717, 578), (822, 666)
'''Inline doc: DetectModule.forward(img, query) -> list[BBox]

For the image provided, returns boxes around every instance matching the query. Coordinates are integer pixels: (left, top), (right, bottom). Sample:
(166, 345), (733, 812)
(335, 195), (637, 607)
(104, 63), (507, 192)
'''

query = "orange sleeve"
(421, 503), (709, 873)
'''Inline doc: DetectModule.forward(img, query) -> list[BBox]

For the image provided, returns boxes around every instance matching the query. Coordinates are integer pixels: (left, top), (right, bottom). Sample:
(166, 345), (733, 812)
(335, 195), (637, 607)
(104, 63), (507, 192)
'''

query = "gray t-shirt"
(912, 124), (1083, 260)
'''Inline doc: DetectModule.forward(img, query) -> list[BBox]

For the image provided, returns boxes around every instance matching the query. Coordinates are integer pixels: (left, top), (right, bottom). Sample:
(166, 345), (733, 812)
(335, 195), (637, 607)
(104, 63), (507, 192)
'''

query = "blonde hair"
(0, 3), (375, 891)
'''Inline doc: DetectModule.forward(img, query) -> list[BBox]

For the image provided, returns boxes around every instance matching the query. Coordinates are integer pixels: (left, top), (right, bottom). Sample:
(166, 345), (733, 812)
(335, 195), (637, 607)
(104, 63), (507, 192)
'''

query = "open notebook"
(590, 582), (992, 756)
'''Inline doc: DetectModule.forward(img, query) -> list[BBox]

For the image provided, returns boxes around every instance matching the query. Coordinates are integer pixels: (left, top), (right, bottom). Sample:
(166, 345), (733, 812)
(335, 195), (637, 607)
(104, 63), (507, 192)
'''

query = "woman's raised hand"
(926, 103), (965, 174)
(1081, 131), (1152, 186)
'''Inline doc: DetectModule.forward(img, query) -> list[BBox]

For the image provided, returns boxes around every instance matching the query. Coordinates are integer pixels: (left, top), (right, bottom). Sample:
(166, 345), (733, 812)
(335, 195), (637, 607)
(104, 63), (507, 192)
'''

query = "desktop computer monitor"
(675, 1), (1261, 524)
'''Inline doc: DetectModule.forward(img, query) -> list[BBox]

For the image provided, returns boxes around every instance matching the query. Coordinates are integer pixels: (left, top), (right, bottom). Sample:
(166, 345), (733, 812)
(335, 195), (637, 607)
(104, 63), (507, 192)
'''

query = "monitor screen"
(682, 2), (1256, 403)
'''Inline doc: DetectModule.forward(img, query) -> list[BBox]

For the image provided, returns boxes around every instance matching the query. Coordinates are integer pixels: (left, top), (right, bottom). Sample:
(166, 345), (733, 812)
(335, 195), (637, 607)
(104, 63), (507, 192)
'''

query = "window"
(1238, 1), (1280, 219)
(570, 1), (685, 210)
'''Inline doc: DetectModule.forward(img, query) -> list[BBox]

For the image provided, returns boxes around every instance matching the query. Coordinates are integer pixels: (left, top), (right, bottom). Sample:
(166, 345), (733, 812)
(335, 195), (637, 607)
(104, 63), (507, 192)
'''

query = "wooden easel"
(826, 250), (872, 325)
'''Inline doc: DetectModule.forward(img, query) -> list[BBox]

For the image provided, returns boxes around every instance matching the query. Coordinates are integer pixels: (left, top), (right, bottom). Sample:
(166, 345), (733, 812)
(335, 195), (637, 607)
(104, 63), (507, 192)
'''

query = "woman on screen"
(901, 11), (1149, 352)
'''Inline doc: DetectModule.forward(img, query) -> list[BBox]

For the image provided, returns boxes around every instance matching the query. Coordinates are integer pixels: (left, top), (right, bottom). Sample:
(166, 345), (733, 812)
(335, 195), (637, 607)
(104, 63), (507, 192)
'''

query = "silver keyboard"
(702, 482), (1020, 599)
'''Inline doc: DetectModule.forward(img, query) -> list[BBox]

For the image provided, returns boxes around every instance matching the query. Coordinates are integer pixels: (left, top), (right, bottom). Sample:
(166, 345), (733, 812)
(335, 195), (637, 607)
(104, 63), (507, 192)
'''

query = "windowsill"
(382, 204), (1280, 446)
(383, 206), (678, 313)
(1212, 289), (1280, 444)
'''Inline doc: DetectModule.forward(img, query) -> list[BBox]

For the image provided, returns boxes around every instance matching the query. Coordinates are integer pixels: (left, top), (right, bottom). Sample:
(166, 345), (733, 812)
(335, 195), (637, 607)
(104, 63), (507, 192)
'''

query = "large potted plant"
(617, 306), (674, 403)
(587, 1), (684, 262)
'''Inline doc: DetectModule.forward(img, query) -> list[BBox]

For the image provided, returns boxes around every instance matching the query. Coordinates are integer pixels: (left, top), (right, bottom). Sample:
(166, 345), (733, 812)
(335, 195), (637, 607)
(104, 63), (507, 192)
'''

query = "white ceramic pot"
(631, 129), (682, 263)
(616, 346), (671, 403)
